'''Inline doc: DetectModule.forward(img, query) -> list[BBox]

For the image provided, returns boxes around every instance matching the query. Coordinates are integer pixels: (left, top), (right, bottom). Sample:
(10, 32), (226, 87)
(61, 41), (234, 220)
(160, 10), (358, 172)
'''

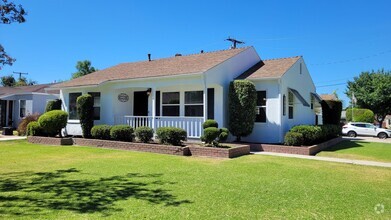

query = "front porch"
(114, 116), (204, 138)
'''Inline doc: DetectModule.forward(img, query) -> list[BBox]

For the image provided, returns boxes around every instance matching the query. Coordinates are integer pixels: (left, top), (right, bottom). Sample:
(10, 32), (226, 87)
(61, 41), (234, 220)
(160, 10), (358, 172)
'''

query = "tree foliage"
(71, 60), (97, 79)
(228, 80), (257, 141)
(0, 0), (27, 69)
(0, 75), (37, 87)
(345, 69), (391, 127)
(345, 108), (374, 123)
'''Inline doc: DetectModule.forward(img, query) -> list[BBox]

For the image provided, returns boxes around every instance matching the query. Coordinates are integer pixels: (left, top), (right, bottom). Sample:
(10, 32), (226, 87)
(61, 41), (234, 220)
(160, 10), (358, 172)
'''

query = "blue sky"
(1, 0), (390, 106)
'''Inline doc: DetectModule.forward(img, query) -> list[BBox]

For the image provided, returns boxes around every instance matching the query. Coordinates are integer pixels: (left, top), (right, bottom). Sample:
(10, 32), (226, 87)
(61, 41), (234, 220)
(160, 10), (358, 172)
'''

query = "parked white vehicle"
(342, 122), (391, 139)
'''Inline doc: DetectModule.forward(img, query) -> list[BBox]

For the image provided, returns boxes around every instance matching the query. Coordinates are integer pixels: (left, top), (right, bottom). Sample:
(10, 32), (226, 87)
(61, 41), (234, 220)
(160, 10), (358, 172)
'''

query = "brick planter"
(188, 144), (250, 158)
(73, 138), (190, 156)
(27, 136), (73, 146)
(251, 137), (344, 155)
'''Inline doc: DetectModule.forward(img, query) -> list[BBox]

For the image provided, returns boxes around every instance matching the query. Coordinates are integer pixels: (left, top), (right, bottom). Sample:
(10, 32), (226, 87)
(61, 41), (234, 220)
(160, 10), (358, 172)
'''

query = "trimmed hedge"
(45, 99), (62, 112)
(91, 125), (111, 140)
(346, 108), (374, 123)
(135, 126), (154, 143)
(26, 121), (44, 136)
(38, 110), (68, 137)
(228, 80), (257, 141)
(219, 128), (229, 143)
(284, 132), (304, 146)
(110, 125), (134, 142)
(286, 124), (341, 146)
(203, 119), (218, 129)
(156, 127), (187, 146)
(17, 113), (40, 136)
(77, 94), (94, 138)
(321, 100), (342, 125)
(202, 127), (220, 144)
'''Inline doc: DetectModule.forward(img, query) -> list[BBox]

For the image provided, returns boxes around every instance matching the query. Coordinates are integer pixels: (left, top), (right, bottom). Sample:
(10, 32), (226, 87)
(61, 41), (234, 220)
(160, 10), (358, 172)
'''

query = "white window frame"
(161, 92), (180, 116)
(288, 91), (294, 119)
(184, 90), (204, 117)
(88, 92), (101, 120)
(255, 91), (267, 123)
(19, 100), (26, 118)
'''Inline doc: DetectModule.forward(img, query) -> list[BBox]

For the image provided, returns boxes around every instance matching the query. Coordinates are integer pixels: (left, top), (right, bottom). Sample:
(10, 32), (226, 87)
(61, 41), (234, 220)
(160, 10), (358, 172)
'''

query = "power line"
(316, 82), (347, 88)
(310, 49), (391, 66)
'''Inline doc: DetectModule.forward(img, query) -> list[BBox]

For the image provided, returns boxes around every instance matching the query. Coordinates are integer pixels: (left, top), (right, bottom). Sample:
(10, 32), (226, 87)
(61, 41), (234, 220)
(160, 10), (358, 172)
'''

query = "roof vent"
(148, 53), (151, 61)
(175, 53), (182, 57)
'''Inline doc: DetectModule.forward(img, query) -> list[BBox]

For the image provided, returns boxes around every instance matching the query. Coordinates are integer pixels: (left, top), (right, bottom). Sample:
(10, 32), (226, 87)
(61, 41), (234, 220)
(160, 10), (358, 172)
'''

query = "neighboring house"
(320, 94), (338, 101)
(0, 84), (59, 128)
(50, 46), (321, 143)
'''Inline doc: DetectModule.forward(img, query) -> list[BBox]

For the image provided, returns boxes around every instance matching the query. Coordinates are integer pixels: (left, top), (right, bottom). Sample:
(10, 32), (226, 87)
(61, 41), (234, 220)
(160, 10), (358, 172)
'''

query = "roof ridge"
(263, 55), (302, 61)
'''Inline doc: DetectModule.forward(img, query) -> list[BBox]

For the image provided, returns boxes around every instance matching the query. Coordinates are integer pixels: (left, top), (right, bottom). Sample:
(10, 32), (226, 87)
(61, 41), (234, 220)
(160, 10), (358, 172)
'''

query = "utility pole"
(13, 71), (28, 80)
(226, 37), (245, 49)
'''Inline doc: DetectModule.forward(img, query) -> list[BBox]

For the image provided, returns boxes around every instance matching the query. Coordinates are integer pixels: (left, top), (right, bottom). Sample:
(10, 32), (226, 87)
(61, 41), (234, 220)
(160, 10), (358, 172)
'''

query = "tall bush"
(17, 113), (40, 136)
(321, 100), (342, 125)
(228, 80), (257, 141)
(38, 110), (68, 137)
(345, 108), (374, 123)
(76, 94), (94, 138)
(45, 99), (62, 112)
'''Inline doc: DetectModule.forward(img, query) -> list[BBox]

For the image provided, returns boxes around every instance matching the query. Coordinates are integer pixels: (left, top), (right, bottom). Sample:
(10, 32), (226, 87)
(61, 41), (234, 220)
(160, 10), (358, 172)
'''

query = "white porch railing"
(114, 116), (204, 138)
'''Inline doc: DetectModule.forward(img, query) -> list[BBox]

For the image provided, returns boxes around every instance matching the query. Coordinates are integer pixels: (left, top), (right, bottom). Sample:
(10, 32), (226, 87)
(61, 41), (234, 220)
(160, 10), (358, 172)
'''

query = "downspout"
(278, 78), (283, 143)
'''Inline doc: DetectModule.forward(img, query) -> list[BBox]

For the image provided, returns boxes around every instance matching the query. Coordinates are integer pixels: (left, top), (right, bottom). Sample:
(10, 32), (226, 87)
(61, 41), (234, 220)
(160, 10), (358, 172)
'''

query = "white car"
(342, 122), (391, 139)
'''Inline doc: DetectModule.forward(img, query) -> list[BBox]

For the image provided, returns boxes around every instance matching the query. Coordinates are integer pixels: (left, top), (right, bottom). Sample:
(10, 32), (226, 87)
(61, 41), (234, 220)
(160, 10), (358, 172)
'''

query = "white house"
(0, 84), (59, 128)
(50, 46), (321, 143)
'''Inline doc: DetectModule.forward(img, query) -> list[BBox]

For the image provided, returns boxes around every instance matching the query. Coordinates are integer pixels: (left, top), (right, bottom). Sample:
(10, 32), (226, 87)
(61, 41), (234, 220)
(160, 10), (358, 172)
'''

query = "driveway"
(342, 136), (391, 144)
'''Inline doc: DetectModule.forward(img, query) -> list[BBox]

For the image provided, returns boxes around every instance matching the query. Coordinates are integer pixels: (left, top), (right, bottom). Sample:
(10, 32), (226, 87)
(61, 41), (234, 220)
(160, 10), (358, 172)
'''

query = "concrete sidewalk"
(342, 136), (391, 144)
(253, 151), (391, 168)
(0, 136), (27, 141)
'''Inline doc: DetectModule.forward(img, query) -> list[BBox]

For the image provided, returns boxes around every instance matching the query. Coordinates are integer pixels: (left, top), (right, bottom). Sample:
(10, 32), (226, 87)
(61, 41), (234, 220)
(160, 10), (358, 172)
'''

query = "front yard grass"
(0, 140), (390, 219)
(317, 140), (391, 162)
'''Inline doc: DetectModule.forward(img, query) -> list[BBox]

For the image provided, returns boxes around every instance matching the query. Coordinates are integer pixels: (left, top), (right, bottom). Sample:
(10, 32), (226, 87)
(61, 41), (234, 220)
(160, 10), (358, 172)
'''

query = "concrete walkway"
(0, 136), (27, 141)
(253, 151), (391, 168)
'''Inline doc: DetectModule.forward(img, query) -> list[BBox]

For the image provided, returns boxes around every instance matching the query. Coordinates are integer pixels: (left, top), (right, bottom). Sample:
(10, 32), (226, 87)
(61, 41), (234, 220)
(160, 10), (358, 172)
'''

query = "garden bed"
(251, 137), (344, 155)
(73, 138), (190, 156)
(188, 144), (250, 158)
(27, 136), (73, 146)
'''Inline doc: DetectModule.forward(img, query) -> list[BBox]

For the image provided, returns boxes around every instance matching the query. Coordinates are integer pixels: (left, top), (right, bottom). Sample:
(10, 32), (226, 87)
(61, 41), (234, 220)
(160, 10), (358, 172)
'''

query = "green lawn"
(317, 140), (391, 162)
(0, 140), (390, 219)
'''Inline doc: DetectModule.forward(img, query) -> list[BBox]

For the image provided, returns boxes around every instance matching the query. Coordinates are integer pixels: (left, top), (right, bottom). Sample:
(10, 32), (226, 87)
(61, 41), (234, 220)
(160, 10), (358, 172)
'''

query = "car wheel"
(378, 132), (388, 139)
(347, 131), (357, 137)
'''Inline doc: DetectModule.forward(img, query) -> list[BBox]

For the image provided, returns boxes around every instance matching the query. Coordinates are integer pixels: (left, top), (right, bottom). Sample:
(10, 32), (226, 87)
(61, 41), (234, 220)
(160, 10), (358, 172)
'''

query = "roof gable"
(237, 56), (301, 79)
(0, 84), (59, 96)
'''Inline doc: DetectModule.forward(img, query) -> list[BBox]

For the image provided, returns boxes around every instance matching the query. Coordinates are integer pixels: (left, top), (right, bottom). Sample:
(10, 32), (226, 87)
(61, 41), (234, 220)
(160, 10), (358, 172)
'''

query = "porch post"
(151, 87), (156, 130)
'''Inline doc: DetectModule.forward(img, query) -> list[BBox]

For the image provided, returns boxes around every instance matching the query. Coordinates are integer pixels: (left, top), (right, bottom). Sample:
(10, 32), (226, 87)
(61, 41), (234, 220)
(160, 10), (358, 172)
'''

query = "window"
(288, 91), (294, 119)
(185, 91), (203, 117)
(283, 95), (286, 116)
(69, 93), (82, 119)
(19, 100), (26, 118)
(255, 91), (266, 123)
(162, 92), (180, 116)
(88, 92), (101, 120)
(311, 95), (314, 110)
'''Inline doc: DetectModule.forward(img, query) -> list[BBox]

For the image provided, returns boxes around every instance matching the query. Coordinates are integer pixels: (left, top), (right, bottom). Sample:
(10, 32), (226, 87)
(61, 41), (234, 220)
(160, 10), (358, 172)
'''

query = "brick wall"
(27, 136), (73, 146)
(73, 138), (190, 156)
(188, 145), (250, 158)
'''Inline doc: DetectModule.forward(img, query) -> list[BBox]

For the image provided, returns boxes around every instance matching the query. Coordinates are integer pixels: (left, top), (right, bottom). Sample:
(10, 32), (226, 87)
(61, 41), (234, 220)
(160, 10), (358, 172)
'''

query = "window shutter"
(207, 88), (214, 119)
(156, 91), (160, 116)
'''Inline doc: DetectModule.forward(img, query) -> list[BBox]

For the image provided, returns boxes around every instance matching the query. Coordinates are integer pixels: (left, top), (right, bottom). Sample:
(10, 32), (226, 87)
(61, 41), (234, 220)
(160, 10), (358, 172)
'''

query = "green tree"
(0, 75), (16, 86)
(228, 80), (257, 141)
(71, 60), (97, 79)
(345, 108), (374, 123)
(346, 69), (391, 127)
(0, 0), (27, 69)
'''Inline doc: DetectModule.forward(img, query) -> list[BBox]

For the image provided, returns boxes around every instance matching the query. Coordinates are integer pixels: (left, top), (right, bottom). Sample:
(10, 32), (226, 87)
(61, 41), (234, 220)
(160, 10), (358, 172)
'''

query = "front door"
(133, 91), (149, 116)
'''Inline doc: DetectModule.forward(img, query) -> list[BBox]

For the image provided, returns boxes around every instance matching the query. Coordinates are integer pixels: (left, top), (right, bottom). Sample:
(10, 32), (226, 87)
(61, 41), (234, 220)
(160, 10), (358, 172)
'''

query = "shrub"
(284, 132), (304, 146)
(320, 124), (341, 140)
(110, 125), (134, 142)
(218, 127), (229, 142)
(45, 99), (62, 112)
(228, 80), (257, 141)
(135, 126), (154, 143)
(156, 127), (187, 146)
(26, 121), (44, 136)
(38, 110), (68, 137)
(203, 119), (218, 129)
(202, 127), (220, 144)
(345, 108), (374, 123)
(321, 100), (342, 125)
(76, 94), (94, 138)
(290, 125), (322, 145)
(17, 113), (40, 136)
(91, 125), (111, 140)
